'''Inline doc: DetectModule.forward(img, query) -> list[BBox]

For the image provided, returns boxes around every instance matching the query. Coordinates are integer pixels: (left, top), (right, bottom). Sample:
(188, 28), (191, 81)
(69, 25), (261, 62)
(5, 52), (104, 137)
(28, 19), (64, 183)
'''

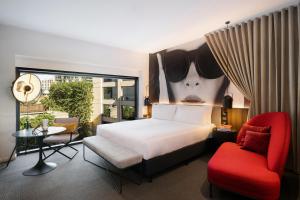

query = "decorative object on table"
(12, 73), (42, 129)
(43, 117), (80, 160)
(42, 119), (49, 131)
(216, 124), (232, 132)
(9, 126), (66, 176)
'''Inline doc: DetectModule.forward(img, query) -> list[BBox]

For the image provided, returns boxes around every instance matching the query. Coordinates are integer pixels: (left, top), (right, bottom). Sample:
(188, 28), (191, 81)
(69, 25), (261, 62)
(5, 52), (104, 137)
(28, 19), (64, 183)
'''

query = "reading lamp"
(12, 74), (42, 129)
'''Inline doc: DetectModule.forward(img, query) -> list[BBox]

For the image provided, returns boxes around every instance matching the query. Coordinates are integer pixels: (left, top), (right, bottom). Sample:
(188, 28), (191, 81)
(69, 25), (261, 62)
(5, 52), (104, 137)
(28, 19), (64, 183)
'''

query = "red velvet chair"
(207, 112), (291, 200)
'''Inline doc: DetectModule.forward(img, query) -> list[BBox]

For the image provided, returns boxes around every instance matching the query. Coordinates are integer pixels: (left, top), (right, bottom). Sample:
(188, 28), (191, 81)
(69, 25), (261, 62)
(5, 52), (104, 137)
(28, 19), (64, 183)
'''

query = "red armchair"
(207, 112), (291, 200)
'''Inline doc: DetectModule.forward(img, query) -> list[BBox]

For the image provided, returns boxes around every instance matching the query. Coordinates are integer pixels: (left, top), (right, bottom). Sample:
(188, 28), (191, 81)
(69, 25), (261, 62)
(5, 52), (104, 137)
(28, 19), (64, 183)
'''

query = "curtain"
(205, 4), (300, 173)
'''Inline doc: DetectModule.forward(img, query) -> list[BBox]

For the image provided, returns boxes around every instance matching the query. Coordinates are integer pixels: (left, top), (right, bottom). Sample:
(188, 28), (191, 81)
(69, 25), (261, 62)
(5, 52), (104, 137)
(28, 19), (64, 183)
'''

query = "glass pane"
(122, 86), (135, 101)
(103, 87), (117, 99)
(17, 72), (137, 146)
(121, 106), (136, 120)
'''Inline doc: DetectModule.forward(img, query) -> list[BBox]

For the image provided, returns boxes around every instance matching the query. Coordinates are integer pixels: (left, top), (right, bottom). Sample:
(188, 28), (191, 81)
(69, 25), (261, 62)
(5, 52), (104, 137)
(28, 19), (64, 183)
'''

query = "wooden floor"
(0, 144), (299, 200)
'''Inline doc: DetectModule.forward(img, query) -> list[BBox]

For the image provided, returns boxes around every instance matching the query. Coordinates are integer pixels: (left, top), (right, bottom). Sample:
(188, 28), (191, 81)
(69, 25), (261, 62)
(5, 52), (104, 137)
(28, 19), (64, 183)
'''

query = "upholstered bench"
(83, 136), (143, 193)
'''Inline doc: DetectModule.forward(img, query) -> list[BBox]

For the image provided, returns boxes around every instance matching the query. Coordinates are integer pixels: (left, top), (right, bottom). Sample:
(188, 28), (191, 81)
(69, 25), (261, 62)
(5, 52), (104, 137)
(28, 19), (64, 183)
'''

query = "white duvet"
(97, 119), (214, 160)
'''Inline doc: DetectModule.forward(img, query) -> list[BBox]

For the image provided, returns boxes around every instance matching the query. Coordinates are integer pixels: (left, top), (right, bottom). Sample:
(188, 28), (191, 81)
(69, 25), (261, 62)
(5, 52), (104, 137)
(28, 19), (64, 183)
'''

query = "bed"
(96, 104), (215, 177)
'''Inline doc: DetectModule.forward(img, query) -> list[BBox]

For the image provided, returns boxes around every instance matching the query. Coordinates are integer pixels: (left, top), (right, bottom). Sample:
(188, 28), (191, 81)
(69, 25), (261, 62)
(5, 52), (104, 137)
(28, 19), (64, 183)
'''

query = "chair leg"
(69, 143), (79, 158)
(56, 149), (73, 159)
(43, 143), (78, 160)
(209, 183), (213, 198)
(42, 151), (46, 159)
(68, 145), (78, 151)
(65, 143), (79, 159)
(43, 144), (58, 160)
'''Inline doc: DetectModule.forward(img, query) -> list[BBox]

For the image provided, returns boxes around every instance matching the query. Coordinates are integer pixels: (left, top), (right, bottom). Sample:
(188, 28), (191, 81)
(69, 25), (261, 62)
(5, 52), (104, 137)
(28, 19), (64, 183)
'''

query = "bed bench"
(83, 136), (143, 193)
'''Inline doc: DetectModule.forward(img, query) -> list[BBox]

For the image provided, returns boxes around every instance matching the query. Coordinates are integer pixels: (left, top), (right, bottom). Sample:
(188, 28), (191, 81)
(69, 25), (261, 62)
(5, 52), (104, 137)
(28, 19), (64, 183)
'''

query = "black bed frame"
(140, 140), (208, 179)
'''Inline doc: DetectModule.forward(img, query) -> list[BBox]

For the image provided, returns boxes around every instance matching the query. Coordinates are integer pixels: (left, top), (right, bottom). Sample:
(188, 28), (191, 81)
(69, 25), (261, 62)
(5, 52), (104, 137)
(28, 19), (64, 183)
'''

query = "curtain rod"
(206, 3), (299, 35)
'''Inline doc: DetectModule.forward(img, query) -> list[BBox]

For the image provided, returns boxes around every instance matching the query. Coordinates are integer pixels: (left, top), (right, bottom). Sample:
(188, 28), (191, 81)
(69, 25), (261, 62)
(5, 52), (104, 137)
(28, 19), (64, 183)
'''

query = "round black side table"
(12, 126), (66, 176)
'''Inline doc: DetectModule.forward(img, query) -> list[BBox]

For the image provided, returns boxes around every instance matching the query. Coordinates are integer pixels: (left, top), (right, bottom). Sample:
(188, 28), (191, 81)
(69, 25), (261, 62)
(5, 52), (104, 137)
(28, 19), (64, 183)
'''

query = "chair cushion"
(236, 123), (270, 145)
(241, 131), (271, 155)
(53, 123), (77, 134)
(43, 134), (79, 144)
(208, 142), (280, 200)
(83, 136), (142, 169)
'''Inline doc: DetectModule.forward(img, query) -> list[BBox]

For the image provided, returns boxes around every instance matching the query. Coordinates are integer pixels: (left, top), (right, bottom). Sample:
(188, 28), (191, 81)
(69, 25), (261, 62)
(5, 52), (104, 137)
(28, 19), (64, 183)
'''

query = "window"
(122, 86), (135, 101)
(122, 106), (135, 120)
(103, 87), (116, 99)
(16, 68), (138, 152)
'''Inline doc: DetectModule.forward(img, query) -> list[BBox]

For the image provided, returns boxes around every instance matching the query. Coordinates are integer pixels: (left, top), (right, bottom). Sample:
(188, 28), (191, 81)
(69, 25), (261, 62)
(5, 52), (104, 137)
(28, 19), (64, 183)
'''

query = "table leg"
(23, 137), (57, 176)
(6, 145), (17, 168)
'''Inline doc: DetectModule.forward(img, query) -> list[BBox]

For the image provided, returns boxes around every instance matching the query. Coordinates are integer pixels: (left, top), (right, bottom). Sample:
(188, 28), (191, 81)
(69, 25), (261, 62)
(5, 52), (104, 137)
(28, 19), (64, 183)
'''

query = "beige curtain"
(205, 4), (300, 173)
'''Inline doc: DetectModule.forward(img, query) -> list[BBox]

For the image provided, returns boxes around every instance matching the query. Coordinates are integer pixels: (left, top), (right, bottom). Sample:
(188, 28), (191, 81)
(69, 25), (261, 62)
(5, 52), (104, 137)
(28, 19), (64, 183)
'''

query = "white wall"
(0, 24), (148, 163)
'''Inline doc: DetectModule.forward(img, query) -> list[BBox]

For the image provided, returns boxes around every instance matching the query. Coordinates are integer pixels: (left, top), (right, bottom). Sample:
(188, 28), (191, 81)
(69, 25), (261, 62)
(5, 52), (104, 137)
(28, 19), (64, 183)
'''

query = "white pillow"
(152, 104), (177, 121)
(174, 105), (212, 125)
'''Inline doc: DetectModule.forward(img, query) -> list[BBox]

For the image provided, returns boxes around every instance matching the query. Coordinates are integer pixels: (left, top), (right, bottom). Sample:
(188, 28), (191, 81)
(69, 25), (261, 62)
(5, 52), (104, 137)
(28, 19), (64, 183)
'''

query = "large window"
(101, 78), (136, 123)
(16, 68), (138, 150)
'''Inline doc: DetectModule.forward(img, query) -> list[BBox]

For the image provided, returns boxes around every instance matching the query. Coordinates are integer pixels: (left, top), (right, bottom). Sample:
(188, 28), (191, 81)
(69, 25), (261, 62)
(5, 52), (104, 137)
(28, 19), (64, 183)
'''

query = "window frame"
(15, 67), (139, 130)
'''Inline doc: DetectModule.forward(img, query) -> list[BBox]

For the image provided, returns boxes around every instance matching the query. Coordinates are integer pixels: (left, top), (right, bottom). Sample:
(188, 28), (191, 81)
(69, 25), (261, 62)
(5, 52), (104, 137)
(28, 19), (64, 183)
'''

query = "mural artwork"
(149, 38), (236, 106)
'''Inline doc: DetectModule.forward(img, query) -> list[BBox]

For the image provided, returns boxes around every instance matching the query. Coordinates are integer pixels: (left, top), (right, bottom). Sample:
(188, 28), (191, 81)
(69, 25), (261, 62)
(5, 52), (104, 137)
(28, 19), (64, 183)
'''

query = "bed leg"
(209, 182), (213, 198)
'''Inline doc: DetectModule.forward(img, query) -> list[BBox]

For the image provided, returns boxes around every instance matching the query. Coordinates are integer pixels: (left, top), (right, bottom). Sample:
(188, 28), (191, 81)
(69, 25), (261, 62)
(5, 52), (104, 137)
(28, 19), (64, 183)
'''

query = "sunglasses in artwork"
(162, 43), (224, 82)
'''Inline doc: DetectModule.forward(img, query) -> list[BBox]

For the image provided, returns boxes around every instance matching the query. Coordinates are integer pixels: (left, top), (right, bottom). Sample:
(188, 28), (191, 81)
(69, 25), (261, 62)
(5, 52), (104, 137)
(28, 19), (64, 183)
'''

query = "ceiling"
(0, 0), (297, 53)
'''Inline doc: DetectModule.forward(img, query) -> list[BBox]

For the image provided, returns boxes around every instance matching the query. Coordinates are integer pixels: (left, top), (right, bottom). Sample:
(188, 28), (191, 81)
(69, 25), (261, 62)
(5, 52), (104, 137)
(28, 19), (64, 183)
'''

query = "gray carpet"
(0, 144), (299, 200)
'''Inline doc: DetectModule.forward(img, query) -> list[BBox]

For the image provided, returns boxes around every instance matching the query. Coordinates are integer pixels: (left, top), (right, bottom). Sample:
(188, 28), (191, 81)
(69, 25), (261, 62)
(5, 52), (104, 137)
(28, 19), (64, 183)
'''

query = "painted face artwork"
(157, 43), (228, 104)
(169, 63), (225, 104)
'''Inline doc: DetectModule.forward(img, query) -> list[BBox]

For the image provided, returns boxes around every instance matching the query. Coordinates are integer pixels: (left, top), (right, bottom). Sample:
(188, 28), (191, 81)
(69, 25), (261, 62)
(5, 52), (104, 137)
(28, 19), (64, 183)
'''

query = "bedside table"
(208, 129), (238, 152)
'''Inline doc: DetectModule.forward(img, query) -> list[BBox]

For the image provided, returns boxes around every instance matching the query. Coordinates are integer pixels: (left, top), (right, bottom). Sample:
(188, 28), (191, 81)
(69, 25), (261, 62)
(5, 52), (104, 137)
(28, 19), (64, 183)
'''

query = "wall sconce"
(143, 97), (152, 118)
(144, 84), (152, 118)
(223, 94), (233, 109)
(144, 97), (151, 106)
